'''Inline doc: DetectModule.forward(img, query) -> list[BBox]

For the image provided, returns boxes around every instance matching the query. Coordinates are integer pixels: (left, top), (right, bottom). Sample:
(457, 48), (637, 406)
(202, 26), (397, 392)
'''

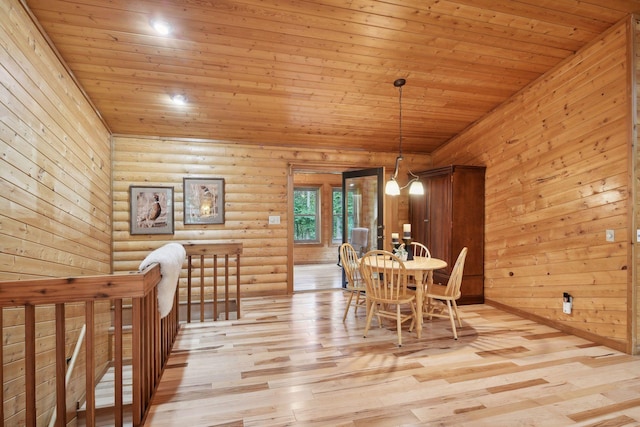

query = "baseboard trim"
(485, 298), (628, 354)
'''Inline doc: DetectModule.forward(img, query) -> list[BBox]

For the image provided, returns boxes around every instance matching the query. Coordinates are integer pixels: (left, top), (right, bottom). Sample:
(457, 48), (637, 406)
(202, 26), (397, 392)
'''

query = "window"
(294, 187), (320, 242)
(332, 187), (342, 244)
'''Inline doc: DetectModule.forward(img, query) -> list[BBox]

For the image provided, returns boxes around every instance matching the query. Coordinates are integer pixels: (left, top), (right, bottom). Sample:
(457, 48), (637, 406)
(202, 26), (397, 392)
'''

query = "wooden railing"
(0, 242), (243, 426)
(0, 263), (176, 427)
(182, 242), (243, 322)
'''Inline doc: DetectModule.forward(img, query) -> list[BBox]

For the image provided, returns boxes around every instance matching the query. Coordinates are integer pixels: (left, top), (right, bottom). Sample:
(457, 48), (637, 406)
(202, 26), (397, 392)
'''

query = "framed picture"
(130, 186), (174, 235)
(183, 177), (225, 225)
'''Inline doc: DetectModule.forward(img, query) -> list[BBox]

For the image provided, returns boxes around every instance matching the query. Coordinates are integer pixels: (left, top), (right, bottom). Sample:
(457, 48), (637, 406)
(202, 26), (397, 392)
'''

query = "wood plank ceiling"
(23, 0), (640, 154)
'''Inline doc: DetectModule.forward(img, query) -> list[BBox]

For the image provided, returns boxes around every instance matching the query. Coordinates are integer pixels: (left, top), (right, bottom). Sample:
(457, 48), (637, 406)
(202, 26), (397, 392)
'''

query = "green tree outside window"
(294, 187), (320, 242)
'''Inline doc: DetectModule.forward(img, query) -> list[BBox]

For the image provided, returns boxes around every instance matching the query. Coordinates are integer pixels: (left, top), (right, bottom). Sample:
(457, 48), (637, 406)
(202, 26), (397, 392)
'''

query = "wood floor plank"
(581, 414), (637, 427)
(142, 289), (640, 426)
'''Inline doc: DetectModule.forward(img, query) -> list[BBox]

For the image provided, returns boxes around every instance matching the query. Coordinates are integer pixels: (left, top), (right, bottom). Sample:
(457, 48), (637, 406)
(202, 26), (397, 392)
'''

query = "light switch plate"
(269, 215), (280, 225)
(606, 229), (614, 242)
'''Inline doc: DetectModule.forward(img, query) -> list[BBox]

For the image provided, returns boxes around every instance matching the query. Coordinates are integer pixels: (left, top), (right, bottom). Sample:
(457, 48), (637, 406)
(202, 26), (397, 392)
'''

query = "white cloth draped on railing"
(139, 243), (186, 318)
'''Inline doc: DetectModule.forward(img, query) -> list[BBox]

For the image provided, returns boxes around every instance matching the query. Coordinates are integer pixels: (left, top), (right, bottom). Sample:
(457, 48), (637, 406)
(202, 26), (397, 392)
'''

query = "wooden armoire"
(409, 165), (485, 304)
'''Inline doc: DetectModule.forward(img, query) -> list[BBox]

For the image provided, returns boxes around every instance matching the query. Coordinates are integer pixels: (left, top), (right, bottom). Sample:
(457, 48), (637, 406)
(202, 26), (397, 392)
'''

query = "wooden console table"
(182, 242), (243, 322)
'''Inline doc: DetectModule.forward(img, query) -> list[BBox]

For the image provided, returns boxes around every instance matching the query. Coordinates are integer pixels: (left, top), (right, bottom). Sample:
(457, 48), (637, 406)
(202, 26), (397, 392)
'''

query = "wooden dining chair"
(410, 241), (431, 258)
(360, 250), (417, 347)
(424, 247), (468, 340)
(407, 241), (431, 289)
(339, 243), (367, 322)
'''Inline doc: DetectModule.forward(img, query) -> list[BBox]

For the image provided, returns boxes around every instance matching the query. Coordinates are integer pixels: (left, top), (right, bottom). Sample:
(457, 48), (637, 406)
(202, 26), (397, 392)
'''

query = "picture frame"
(183, 177), (225, 225)
(130, 186), (174, 235)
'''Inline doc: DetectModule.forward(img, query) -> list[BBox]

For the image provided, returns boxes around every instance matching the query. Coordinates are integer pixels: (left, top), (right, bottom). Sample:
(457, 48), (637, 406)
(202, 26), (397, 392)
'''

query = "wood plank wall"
(633, 17), (640, 355)
(1, 0), (113, 424)
(111, 137), (429, 295)
(432, 18), (633, 353)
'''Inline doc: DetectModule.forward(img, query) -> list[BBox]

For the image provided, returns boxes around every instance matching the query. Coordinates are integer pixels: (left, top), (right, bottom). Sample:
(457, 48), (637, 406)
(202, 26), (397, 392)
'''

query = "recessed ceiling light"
(151, 19), (171, 36)
(170, 94), (187, 105)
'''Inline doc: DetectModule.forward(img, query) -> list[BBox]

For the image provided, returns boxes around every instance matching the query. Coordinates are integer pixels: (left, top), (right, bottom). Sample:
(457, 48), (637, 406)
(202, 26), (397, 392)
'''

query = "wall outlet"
(605, 229), (614, 242)
(268, 215), (280, 225)
(563, 292), (572, 314)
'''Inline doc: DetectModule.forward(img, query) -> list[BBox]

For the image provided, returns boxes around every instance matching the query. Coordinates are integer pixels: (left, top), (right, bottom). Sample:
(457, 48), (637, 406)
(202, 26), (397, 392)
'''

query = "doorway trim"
(287, 162), (362, 294)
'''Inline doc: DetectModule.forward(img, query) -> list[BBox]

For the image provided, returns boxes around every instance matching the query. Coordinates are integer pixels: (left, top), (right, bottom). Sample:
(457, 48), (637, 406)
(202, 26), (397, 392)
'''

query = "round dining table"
(403, 257), (447, 338)
(361, 255), (447, 339)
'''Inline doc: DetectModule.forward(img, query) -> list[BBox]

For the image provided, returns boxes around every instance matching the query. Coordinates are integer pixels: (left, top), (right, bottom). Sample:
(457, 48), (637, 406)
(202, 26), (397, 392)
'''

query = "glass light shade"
(408, 180), (424, 195)
(171, 94), (187, 105)
(151, 19), (171, 35)
(385, 179), (401, 196)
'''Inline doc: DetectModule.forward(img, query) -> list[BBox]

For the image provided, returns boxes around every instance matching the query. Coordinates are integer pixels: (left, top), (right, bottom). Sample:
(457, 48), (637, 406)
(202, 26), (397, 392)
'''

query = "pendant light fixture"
(385, 79), (424, 196)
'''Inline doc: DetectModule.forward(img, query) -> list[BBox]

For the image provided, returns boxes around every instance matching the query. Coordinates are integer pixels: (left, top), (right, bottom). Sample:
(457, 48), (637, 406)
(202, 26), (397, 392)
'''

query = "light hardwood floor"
(143, 288), (640, 426)
(294, 263), (343, 292)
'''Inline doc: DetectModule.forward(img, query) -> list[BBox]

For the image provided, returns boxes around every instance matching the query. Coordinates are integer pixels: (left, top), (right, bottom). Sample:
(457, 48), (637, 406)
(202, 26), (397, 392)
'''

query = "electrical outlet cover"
(606, 229), (614, 242)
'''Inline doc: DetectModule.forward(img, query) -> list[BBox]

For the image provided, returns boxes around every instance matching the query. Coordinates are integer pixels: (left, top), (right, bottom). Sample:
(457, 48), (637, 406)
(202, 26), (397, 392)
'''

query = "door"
(426, 171), (453, 269)
(342, 168), (385, 259)
(410, 168), (453, 268)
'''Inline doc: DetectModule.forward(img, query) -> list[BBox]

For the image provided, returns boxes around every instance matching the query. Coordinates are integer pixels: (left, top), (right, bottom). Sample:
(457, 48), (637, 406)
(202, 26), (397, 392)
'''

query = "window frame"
(293, 186), (321, 244)
(331, 186), (343, 245)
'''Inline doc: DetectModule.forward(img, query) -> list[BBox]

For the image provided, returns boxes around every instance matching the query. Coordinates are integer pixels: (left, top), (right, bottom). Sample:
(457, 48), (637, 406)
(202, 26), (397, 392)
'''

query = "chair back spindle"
(410, 242), (431, 258)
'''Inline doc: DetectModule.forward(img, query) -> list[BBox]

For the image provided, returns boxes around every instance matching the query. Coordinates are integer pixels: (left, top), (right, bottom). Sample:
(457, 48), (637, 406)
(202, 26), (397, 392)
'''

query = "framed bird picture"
(130, 186), (175, 234)
(183, 177), (225, 225)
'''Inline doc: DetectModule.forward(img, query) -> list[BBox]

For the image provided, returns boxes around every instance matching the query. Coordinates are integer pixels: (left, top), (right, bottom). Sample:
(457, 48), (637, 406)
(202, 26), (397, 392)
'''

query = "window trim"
(293, 186), (321, 244)
(331, 186), (343, 245)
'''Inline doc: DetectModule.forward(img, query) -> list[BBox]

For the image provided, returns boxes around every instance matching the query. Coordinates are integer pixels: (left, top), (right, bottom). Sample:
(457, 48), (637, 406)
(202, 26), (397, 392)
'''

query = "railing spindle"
(200, 255), (205, 322)
(85, 301), (95, 427)
(224, 254), (230, 319)
(0, 309), (3, 425)
(187, 255), (192, 323)
(25, 304), (36, 427)
(55, 304), (66, 427)
(131, 296), (142, 425)
(182, 243), (242, 323)
(114, 299), (123, 426)
(213, 254), (218, 321)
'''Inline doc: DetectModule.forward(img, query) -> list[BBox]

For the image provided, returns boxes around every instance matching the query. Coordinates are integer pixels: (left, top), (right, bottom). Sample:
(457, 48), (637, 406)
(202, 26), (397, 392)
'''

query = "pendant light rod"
(394, 78), (405, 164)
(385, 78), (424, 196)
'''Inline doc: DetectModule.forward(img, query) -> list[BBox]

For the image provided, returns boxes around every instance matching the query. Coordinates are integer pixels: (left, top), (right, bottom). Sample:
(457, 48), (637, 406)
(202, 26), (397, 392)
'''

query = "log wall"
(1, 0), (113, 424)
(111, 137), (430, 295)
(432, 18), (634, 352)
(633, 17), (640, 355)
